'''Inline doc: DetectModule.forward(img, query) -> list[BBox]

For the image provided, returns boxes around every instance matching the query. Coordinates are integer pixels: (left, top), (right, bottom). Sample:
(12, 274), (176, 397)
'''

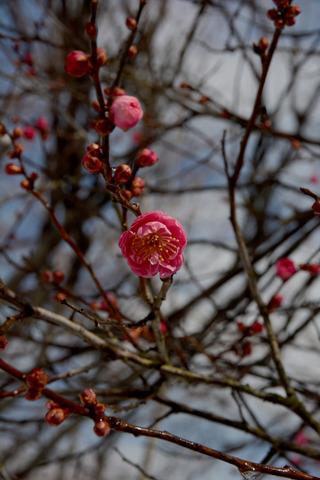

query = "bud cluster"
(237, 320), (264, 337)
(79, 388), (110, 437)
(25, 368), (49, 401)
(41, 270), (65, 284)
(267, 2), (301, 28)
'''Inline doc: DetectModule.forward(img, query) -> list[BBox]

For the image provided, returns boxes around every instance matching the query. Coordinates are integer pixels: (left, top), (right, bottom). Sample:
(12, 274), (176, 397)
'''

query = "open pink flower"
(119, 211), (187, 278)
(276, 258), (297, 280)
(110, 95), (143, 131)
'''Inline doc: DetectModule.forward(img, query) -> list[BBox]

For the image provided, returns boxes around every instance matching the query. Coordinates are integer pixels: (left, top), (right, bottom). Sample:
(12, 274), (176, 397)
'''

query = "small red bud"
(8, 144), (24, 158)
(114, 164), (132, 184)
(128, 45), (138, 59)
(26, 368), (49, 390)
(94, 402), (106, 416)
(93, 419), (111, 437)
(96, 48), (108, 67)
(94, 118), (114, 136)
(53, 270), (64, 284)
(268, 293), (283, 312)
(126, 17), (137, 31)
(45, 408), (67, 426)
(136, 148), (158, 168)
(241, 341), (252, 357)
(29, 172), (38, 182)
(80, 388), (97, 405)
(131, 176), (145, 196)
(82, 153), (103, 174)
(23, 126), (36, 140)
(12, 127), (23, 139)
(55, 292), (67, 302)
(25, 388), (42, 401)
(65, 50), (90, 78)
(5, 163), (23, 175)
(250, 321), (264, 334)
(41, 270), (53, 283)
(288, 5), (301, 16)
(259, 36), (269, 51)
(85, 22), (97, 38)
(267, 9), (278, 20)
(20, 179), (32, 190)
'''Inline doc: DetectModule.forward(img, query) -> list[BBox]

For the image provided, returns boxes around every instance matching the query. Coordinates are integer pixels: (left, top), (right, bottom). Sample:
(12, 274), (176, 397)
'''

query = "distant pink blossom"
(110, 95), (143, 131)
(23, 126), (36, 140)
(294, 430), (309, 446)
(276, 258), (297, 280)
(268, 293), (283, 312)
(35, 117), (49, 139)
(119, 211), (187, 278)
(310, 175), (318, 184)
(300, 263), (320, 276)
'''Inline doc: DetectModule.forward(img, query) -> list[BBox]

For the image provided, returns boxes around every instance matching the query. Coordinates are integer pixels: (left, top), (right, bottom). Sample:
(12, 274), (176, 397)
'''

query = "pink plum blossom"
(276, 258), (297, 280)
(119, 211), (187, 278)
(110, 95), (143, 131)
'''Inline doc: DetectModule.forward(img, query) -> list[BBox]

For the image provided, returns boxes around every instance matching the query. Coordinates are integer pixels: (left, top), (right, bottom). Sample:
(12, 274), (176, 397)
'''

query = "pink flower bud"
(131, 176), (145, 196)
(65, 50), (90, 77)
(110, 95), (143, 131)
(300, 263), (320, 276)
(119, 211), (187, 278)
(114, 164), (132, 184)
(250, 321), (264, 334)
(23, 126), (36, 140)
(275, 258), (297, 280)
(136, 148), (158, 168)
(96, 47), (108, 67)
(82, 154), (103, 174)
(268, 294), (283, 312)
(80, 388), (97, 405)
(53, 270), (64, 283)
(35, 117), (49, 139)
(5, 163), (23, 175)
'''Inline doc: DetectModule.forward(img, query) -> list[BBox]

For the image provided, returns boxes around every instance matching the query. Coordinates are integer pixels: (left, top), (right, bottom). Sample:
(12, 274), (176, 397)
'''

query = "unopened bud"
(5, 163), (23, 175)
(45, 408), (67, 426)
(126, 17), (137, 31)
(114, 164), (132, 184)
(94, 419), (111, 437)
(128, 45), (138, 59)
(26, 368), (49, 390)
(80, 388), (97, 405)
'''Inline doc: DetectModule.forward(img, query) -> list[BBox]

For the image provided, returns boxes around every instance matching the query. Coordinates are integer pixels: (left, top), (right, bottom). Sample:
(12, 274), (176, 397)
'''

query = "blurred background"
(0, 0), (320, 478)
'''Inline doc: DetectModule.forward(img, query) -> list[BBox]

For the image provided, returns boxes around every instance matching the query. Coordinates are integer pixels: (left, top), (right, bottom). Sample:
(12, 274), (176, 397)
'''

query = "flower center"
(131, 223), (180, 265)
